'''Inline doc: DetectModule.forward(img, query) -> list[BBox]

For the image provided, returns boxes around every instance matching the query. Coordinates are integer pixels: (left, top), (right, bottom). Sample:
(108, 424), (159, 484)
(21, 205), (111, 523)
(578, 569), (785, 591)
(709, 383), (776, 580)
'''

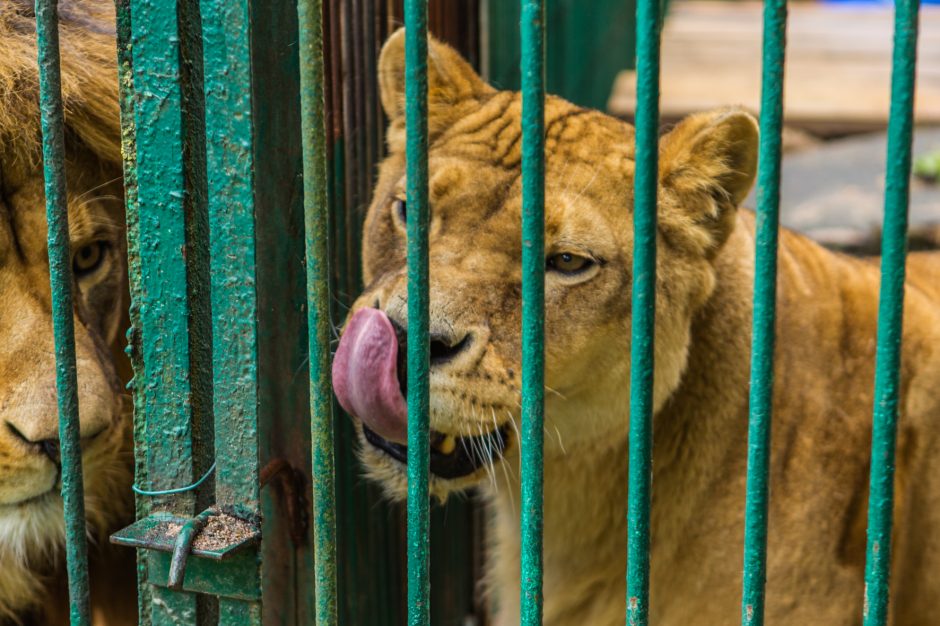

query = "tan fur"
(346, 29), (940, 624)
(0, 2), (134, 624)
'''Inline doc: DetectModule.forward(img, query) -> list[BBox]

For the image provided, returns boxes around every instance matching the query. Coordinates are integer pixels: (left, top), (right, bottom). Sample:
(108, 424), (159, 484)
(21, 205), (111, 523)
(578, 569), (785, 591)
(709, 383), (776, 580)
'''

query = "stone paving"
(742, 127), (940, 253)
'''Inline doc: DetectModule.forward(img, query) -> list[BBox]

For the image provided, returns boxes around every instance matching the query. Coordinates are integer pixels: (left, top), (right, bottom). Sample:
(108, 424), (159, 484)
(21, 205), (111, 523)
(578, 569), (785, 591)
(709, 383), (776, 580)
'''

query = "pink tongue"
(332, 308), (408, 444)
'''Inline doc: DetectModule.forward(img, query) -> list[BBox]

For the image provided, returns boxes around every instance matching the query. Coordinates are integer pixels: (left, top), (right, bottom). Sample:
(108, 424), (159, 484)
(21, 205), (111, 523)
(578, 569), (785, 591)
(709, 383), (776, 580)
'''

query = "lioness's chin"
(356, 422), (514, 502)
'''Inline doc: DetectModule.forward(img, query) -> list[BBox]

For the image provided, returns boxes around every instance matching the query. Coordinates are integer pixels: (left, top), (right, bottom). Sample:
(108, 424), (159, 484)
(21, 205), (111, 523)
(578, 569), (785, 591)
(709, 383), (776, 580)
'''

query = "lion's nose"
(429, 331), (472, 367)
(38, 439), (60, 465)
(5, 421), (60, 464)
(5, 420), (104, 465)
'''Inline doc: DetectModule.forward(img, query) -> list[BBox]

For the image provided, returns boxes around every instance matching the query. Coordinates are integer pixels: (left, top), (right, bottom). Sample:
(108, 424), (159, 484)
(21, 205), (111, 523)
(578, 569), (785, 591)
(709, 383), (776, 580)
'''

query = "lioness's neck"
(482, 219), (758, 624)
(484, 437), (628, 624)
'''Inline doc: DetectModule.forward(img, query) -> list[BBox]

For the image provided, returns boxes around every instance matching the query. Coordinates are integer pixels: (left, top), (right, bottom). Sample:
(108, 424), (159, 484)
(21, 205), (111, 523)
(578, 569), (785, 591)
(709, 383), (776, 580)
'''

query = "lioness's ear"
(378, 28), (493, 147)
(658, 108), (759, 257)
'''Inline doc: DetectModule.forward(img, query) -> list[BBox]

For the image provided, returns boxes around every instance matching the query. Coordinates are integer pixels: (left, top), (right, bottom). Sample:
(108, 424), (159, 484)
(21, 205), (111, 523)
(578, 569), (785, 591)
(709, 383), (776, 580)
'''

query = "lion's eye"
(73, 242), (107, 277)
(392, 199), (406, 225)
(547, 252), (594, 275)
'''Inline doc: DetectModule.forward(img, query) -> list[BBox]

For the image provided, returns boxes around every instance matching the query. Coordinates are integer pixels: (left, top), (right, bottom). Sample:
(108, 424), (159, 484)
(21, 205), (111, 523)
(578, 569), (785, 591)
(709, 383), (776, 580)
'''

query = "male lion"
(333, 30), (940, 624)
(0, 1), (134, 623)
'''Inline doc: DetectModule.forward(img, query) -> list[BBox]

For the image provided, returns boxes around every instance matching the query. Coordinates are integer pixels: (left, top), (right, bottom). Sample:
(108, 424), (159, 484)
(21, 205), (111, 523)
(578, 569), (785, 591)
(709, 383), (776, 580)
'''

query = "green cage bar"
(298, 0), (339, 623)
(113, 1), (151, 623)
(519, 0), (546, 624)
(863, 0), (920, 623)
(202, 0), (260, 514)
(128, 0), (201, 620)
(34, 1), (92, 624)
(740, 0), (787, 624)
(128, 0), (197, 510)
(201, 0), (263, 620)
(405, 1), (432, 624)
(626, 0), (660, 622)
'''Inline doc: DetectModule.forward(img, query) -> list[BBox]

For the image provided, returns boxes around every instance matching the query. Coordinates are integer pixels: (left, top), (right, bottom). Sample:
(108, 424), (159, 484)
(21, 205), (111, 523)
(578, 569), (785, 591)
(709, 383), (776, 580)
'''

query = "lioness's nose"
(429, 331), (472, 366)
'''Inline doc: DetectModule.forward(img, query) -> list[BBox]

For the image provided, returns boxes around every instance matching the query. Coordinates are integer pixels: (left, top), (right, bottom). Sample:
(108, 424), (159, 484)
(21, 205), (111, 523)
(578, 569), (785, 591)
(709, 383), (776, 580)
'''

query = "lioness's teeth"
(438, 435), (456, 455)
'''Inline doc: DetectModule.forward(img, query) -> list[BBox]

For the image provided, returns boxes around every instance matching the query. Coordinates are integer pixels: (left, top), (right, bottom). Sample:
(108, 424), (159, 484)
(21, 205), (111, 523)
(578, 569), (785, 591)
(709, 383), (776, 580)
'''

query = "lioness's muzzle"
(332, 307), (510, 479)
(333, 308), (409, 443)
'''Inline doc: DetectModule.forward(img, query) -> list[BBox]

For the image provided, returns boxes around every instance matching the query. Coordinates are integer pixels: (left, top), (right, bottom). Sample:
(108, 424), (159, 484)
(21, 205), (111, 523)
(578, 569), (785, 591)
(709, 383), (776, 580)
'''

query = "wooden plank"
(608, 1), (940, 135)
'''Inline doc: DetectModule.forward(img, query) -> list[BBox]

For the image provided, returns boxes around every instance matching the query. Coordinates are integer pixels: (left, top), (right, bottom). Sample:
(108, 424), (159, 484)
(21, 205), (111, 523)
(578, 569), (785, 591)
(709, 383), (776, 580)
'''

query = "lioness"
(0, 1), (134, 623)
(332, 30), (940, 624)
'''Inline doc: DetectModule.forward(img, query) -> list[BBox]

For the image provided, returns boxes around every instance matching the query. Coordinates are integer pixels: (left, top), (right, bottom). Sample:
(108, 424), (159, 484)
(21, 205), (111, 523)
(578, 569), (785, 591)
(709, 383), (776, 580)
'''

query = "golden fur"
(0, 1), (134, 623)
(347, 30), (940, 624)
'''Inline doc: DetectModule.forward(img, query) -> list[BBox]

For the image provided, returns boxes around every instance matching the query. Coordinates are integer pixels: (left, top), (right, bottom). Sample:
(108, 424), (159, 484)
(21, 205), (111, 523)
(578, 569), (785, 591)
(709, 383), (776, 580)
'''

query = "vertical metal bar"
(863, 0), (920, 623)
(404, 1), (431, 624)
(129, 0), (199, 620)
(201, 0), (260, 523)
(251, 0), (318, 621)
(113, 1), (152, 623)
(34, 2), (91, 624)
(626, 0), (661, 621)
(519, 0), (545, 624)
(740, 0), (787, 624)
(299, 0), (339, 622)
(129, 0), (195, 512)
(200, 2), (263, 623)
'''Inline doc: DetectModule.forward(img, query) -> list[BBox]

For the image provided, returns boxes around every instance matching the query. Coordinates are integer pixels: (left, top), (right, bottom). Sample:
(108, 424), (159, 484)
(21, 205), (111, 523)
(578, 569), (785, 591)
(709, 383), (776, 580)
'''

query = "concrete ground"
(741, 126), (940, 254)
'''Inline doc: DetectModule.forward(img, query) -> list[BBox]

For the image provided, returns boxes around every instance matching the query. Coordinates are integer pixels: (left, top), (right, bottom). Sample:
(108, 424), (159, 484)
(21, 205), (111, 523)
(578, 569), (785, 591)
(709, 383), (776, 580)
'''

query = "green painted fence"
(33, 0), (921, 624)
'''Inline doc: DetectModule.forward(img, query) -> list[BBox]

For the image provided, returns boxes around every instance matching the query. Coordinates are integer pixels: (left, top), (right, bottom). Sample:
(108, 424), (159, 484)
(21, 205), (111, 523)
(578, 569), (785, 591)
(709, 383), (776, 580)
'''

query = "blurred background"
(323, 2), (939, 623)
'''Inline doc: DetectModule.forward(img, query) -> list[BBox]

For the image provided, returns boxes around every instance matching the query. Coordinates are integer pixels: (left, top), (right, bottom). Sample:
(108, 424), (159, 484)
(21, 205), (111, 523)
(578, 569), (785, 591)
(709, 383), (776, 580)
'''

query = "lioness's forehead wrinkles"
(434, 90), (634, 174)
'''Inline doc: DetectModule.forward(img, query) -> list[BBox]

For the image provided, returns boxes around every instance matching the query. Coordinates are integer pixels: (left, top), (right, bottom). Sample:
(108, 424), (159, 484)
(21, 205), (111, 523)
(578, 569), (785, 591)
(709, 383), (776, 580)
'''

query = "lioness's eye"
(392, 198), (406, 225)
(73, 242), (107, 277)
(547, 252), (594, 275)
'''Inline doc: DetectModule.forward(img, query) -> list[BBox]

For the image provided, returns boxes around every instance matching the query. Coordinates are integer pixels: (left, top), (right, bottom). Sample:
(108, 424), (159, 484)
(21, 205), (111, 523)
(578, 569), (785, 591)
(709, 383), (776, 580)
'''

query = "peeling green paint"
(34, 1), (91, 623)
(148, 549), (261, 602)
(128, 0), (203, 621)
(201, 0), (261, 624)
(200, 0), (261, 521)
